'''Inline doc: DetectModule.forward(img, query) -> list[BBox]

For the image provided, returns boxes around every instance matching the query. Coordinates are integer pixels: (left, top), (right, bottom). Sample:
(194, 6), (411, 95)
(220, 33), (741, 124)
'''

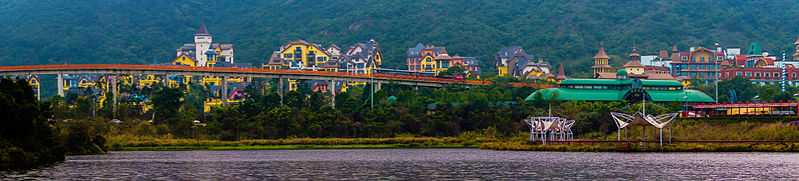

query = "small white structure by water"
(610, 101), (678, 146)
(524, 117), (575, 145)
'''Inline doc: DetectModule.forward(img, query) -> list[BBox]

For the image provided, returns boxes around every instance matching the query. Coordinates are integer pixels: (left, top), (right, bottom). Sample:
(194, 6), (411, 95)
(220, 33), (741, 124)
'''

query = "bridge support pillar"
(111, 74), (117, 118)
(163, 74), (170, 87)
(375, 82), (382, 91)
(329, 79), (335, 107)
(57, 73), (64, 97)
(413, 85), (418, 91)
(278, 78), (284, 104)
(221, 76), (228, 105)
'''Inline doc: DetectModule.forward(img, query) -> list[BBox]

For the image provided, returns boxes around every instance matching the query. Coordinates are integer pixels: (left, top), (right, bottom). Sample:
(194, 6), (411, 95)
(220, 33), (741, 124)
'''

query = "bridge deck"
(0, 64), (553, 88)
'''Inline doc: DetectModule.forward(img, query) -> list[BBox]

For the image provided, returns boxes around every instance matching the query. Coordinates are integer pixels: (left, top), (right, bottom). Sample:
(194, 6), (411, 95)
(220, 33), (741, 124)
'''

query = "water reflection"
(4, 149), (799, 180)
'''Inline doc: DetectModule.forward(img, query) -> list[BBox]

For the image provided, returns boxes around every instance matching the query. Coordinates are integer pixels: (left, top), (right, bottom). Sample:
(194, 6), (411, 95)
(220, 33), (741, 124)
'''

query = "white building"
(175, 23), (234, 66)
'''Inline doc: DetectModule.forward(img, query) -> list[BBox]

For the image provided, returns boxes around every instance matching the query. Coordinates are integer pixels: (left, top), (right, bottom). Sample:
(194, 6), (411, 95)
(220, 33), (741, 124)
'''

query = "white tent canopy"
(525, 117), (575, 145)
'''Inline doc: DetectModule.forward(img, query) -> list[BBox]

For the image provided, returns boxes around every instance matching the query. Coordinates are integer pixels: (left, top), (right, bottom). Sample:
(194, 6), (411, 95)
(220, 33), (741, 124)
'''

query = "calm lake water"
(3, 149), (799, 180)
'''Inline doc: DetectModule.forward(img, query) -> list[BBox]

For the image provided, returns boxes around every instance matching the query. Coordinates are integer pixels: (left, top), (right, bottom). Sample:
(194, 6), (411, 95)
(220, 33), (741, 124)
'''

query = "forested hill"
(1, 0), (798, 76)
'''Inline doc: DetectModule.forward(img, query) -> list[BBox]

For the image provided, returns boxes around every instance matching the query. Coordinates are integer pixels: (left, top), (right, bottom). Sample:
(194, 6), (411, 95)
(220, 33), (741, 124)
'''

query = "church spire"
(556, 62), (567, 81)
(195, 22), (211, 36)
(629, 40), (640, 61)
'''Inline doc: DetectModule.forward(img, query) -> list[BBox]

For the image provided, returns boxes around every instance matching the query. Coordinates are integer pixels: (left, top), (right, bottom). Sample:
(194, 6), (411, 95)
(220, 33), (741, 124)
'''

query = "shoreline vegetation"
(108, 120), (799, 152)
(108, 137), (489, 151)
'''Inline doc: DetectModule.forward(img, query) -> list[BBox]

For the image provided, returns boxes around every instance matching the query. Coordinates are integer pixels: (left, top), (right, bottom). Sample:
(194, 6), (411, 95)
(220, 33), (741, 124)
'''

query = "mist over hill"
(1, 0), (798, 77)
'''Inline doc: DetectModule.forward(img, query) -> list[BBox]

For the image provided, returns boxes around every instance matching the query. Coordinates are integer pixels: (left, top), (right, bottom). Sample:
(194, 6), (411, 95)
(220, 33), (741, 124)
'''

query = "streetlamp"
(369, 68), (375, 109)
(715, 43), (719, 104)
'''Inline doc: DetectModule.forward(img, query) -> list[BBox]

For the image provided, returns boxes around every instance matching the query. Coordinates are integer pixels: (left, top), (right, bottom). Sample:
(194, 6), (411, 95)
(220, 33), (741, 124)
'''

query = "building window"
(736, 72), (742, 76)
(709, 72), (714, 77)
(709, 65), (715, 70)
(691, 72), (697, 77)
(765, 73), (770, 77)
(794, 73), (796, 78)
(709, 57), (713, 61)
(775, 73), (780, 77)
(691, 65), (697, 70)
(718, 56), (723, 60)
(699, 73), (706, 77)
(746, 72), (751, 77)
(692, 57), (696, 61)
(700, 57), (705, 61)
(284, 54), (293, 58)
(682, 56), (688, 60)
(755, 73), (760, 77)
(699, 65), (705, 69)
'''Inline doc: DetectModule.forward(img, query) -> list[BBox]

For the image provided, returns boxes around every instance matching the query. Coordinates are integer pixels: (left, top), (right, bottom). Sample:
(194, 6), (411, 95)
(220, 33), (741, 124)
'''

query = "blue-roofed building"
(496, 46), (551, 78)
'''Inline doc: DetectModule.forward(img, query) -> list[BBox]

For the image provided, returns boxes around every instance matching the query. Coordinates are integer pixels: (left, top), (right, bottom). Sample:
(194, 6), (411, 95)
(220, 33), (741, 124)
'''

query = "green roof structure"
(527, 78), (714, 103)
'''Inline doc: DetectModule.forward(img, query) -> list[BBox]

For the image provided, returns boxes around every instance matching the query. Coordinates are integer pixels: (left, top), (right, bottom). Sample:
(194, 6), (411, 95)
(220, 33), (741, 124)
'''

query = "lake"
(4, 149), (798, 180)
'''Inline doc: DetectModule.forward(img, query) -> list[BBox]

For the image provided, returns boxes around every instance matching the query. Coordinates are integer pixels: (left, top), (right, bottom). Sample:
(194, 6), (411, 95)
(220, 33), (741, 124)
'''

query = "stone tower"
(194, 23), (213, 66)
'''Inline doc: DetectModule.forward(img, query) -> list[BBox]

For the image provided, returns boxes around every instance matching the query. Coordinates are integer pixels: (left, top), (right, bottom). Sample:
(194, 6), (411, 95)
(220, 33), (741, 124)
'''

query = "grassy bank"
(582, 121), (799, 141)
(481, 121), (799, 152)
(119, 143), (475, 151)
(107, 135), (494, 151)
(480, 141), (799, 152)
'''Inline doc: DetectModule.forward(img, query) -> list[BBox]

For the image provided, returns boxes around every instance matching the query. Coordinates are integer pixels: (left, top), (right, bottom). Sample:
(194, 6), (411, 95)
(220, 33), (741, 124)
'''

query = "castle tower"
(591, 42), (612, 78)
(194, 23), (213, 66)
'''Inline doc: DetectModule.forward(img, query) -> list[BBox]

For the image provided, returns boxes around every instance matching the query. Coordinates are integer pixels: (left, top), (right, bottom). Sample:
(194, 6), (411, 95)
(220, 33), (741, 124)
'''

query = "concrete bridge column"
(329, 79), (336, 107)
(111, 74), (117, 118)
(375, 82), (382, 91)
(57, 73), (64, 97)
(163, 74), (170, 87)
(221, 76), (228, 105)
(278, 78), (284, 104)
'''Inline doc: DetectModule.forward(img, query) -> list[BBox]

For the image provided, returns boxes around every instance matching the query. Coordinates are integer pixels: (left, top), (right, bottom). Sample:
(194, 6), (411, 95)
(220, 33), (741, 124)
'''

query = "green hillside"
(1, 0), (798, 77)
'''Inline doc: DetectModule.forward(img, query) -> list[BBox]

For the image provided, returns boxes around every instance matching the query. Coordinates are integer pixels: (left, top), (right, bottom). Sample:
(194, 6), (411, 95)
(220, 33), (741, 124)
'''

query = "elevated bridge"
(0, 64), (551, 100)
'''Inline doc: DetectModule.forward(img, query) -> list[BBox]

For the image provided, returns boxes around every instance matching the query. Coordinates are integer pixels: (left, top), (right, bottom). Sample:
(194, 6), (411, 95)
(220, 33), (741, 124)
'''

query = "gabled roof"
(219, 44), (233, 50)
(593, 42), (610, 59)
(498, 46), (529, 58)
(328, 44), (341, 50)
(279, 40), (332, 57)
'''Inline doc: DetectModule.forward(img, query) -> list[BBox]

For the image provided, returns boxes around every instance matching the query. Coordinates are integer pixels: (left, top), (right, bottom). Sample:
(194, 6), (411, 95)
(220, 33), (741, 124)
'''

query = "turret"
(591, 42), (612, 78)
(194, 23), (213, 66)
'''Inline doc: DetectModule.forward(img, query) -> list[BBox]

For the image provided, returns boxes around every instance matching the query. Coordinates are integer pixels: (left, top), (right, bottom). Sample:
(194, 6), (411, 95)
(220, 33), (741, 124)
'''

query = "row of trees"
(69, 77), (671, 141)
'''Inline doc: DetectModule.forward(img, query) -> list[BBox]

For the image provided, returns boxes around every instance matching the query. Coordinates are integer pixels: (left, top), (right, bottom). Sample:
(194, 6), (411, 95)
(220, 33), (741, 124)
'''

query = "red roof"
(593, 42), (610, 59)
(734, 55), (748, 66)
(623, 60), (644, 68)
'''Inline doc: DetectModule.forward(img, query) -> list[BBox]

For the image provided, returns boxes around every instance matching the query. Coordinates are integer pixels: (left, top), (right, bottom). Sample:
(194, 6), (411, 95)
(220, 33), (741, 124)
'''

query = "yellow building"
(592, 42), (613, 78)
(27, 75), (40, 100)
(275, 40), (333, 69)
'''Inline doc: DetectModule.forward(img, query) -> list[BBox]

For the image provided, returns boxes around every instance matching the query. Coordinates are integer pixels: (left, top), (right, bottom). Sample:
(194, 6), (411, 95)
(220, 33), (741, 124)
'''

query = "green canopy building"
(527, 70), (714, 103)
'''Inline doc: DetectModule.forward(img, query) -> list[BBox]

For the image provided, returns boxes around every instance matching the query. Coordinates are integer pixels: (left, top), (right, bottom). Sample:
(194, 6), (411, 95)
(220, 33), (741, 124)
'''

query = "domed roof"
(616, 69), (628, 76)
(386, 96), (397, 102)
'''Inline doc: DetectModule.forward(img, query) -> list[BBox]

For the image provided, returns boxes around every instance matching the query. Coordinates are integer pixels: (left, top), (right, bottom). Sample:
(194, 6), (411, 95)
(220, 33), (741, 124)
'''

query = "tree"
(151, 87), (184, 130)
(284, 91), (305, 109)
